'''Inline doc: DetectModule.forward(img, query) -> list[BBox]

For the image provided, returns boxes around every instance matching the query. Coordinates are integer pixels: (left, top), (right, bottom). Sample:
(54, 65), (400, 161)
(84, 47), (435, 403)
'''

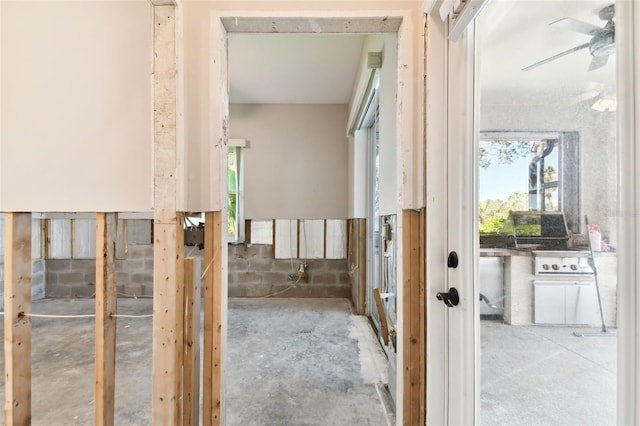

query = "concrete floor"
(0, 300), (617, 425)
(0, 298), (391, 425)
(480, 320), (617, 426)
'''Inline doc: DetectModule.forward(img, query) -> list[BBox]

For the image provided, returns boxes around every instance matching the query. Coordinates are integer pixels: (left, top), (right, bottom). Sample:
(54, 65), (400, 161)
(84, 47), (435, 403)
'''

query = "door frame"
(209, 6), (425, 425)
(431, 0), (640, 424)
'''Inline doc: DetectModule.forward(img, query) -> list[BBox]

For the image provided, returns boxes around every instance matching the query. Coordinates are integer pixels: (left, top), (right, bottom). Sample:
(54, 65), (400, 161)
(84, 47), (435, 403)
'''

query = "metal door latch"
(436, 287), (460, 307)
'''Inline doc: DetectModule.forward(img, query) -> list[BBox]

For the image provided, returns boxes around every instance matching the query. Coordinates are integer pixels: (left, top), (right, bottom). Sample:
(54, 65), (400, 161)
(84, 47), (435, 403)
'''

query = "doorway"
(206, 8), (425, 424)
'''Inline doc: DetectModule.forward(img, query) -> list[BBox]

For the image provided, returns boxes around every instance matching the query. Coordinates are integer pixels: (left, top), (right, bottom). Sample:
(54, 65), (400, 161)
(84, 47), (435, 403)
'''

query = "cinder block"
(128, 244), (154, 259)
(249, 259), (275, 272)
(117, 271), (131, 286)
(45, 272), (59, 285)
(46, 259), (71, 272)
(245, 283), (277, 297)
(57, 271), (85, 285)
(46, 284), (72, 298)
(71, 285), (96, 298)
(262, 272), (290, 286)
(273, 260), (296, 272)
(123, 284), (144, 297)
(311, 272), (337, 285)
(306, 259), (327, 270)
(233, 272), (262, 285)
(132, 272), (153, 285)
(258, 244), (274, 258)
(32, 259), (45, 274)
(70, 259), (95, 273)
(228, 258), (250, 272)
(338, 272), (352, 285)
(124, 259), (146, 273)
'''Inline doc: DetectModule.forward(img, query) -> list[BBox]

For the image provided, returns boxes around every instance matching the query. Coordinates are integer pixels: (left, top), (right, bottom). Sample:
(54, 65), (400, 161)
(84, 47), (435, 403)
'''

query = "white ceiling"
(228, 33), (366, 104)
(478, 0), (616, 106)
(227, 1), (616, 106)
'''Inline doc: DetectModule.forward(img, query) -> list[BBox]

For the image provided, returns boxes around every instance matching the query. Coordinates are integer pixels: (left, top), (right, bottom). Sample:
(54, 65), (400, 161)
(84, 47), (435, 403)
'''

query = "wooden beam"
(3, 212), (32, 425)
(203, 211), (223, 425)
(357, 219), (367, 315)
(402, 209), (426, 425)
(373, 288), (389, 346)
(94, 213), (118, 426)
(151, 2), (184, 424)
(152, 219), (184, 424)
(182, 257), (201, 426)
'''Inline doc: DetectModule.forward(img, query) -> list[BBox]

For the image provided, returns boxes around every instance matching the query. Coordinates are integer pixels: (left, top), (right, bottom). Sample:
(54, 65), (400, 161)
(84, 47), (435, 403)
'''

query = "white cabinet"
(533, 280), (600, 325)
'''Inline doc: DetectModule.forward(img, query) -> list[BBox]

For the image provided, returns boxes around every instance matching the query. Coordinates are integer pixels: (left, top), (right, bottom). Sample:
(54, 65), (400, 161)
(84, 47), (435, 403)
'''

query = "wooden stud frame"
(182, 257), (201, 426)
(402, 209), (426, 425)
(3, 213), (32, 425)
(94, 213), (118, 426)
(203, 211), (223, 425)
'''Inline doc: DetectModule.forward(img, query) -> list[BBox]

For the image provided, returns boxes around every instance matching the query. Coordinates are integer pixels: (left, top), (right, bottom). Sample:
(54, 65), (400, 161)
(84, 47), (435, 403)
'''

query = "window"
(228, 140), (245, 242)
(479, 131), (580, 234)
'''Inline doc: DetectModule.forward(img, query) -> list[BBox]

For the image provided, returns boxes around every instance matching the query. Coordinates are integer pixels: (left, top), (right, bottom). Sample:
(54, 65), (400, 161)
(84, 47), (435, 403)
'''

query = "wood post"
(3, 212), (32, 425)
(182, 257), (201, 426)
(402, 209), (426, 425)
(151, 2), (185, 424)
(94, 213), (118, 426)
(203, 211), (223, 425)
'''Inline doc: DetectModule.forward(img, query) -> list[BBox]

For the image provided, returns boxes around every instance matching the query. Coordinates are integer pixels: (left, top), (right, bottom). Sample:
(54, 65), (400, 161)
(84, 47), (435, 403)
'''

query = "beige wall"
(230, 104), (348, 219)
(181, 1), (423, 212)
(0, 1), (153, 212)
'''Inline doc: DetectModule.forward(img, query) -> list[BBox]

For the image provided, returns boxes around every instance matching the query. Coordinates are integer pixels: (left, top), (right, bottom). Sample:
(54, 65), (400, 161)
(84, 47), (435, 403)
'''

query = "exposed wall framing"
(3, 213), (33, 424)
(402, 209), (426, 425)
(94, 213), (118, 425)
(203, 211), (223, 425)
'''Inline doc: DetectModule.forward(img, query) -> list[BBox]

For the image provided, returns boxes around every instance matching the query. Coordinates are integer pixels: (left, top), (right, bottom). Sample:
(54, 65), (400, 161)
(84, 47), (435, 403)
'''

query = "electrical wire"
(0, 312), (152, 319)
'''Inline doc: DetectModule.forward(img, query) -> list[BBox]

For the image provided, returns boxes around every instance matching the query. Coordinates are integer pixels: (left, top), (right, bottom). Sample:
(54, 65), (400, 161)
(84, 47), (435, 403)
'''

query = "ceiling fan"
(523, 4), (615, 72)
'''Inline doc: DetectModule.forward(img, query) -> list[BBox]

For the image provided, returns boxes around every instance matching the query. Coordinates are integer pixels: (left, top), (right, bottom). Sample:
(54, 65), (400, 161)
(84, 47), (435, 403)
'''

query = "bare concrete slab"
(0, 297), (391, 425)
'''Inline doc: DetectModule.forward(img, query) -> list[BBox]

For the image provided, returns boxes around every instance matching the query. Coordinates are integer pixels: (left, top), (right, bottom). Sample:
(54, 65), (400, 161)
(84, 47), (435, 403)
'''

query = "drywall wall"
(181, 1), (423, 213)
(348, 131), (367, 218)
(481, 102), (618, 244)
(229, 104), (348, 219)
(0, 1), (153, 212)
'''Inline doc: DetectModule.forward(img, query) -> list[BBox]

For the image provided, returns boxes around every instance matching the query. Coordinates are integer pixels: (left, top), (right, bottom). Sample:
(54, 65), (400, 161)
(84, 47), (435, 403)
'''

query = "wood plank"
(373, 288), (389, 345)
(151, 2), (182, 424)
(151, 220), (184, 424)
(94, 213), (118, 426)
(203, 211), (223, 425)
(182, 257), (200, 426)
(357, 219), (367, 315)
(4, 212), (32, 425)
(402, 209), (426, 425)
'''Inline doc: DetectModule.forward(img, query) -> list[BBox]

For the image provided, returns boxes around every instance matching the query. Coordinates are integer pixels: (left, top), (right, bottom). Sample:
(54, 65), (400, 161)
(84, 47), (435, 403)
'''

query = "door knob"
(436, 287), (460, 307)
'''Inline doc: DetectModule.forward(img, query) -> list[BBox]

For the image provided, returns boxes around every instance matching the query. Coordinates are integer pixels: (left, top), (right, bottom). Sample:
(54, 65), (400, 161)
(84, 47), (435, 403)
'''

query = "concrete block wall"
(228, 243), (352, 298)
(45, 244), (155, 298)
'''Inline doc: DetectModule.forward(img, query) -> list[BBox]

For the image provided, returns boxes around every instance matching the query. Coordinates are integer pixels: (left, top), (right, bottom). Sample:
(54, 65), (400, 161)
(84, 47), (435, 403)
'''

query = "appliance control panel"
(533, 251), (595, 275)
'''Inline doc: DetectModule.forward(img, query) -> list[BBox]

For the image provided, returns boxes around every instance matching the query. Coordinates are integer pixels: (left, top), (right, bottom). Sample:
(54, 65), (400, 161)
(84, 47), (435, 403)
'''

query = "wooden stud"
(203, 211), (223, 425)
(94, 213), (118, 426)
(152, 218), (184, 424)
(402, 209), (426, 425)
(3, 212), (32, 425)
(151, 2), (184, 424)
(357, 219), (367, 315)
(182, 257), (200, 426)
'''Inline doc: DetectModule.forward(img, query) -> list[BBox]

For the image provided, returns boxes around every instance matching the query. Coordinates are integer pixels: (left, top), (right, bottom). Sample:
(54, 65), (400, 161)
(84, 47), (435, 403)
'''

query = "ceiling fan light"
(592, 95), (617, 112)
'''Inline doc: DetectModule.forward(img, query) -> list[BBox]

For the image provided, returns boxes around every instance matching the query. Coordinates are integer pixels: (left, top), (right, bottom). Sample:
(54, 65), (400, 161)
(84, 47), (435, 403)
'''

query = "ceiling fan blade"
(588, 55), (609, 71)
(522, 42), (590, 71)
(550, 18), (604, 36)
